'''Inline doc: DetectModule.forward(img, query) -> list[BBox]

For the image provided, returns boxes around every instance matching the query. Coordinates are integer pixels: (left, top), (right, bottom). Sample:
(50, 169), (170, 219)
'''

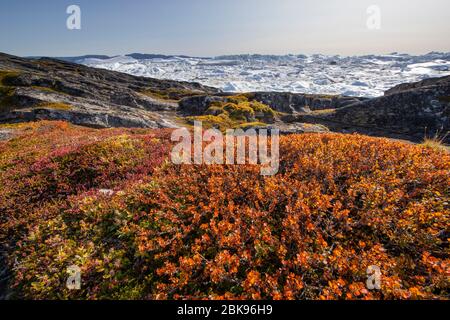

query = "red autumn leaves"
(0, 121), (448, 300)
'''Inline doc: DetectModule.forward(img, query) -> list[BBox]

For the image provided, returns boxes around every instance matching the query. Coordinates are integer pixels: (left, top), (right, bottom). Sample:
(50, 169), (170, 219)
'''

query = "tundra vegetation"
(185, 94), (278, 130)
(0, 121), (448, 300)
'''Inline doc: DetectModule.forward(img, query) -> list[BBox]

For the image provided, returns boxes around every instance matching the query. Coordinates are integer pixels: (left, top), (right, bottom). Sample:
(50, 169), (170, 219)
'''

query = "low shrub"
(0, 121), (448, 300)
(191, 98), (277, 130)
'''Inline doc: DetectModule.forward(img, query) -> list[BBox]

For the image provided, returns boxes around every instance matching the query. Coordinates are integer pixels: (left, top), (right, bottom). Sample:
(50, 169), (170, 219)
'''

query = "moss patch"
(225, 94), (253, 104)
(247, 101), (277, 119)
(0, 70), (20, 86)
(0, 84), (17, 112)
(36, 102), (73, 111)
(235, 122), (267, 130)
(31, 86), (69, 95)
(141, 88), (201, 102)
(310, 108), (337, 116)
(0, 71), (24, 111)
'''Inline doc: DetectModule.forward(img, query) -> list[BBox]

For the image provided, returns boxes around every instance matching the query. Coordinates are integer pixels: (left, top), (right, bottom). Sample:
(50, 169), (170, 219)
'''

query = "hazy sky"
(1, 0), (449, 57)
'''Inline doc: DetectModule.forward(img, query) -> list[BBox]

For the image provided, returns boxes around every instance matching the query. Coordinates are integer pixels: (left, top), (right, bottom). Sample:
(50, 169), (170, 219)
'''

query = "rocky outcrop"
(178, 95), (225, 115)
(0, 108), (163, 128)
(250, 92), (367, 113)
(320, 76), (450, 141)
(384, 76), (450, 96)
(0, 53), (219, 128)
(179, 92), (367, 115)
(1, 52), (449, 143)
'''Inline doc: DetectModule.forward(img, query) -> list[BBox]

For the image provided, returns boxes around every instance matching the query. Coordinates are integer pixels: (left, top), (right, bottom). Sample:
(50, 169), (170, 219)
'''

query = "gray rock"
(178, 92), (368, 116)
(323, 75), (450, 142)
(0, 128), (14, 141)
(0, 52), (219, 128)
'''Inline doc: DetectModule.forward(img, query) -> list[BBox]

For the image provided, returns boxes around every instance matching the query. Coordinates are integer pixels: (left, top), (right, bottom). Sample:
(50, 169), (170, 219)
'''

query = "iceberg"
(81, 53), (450, 97)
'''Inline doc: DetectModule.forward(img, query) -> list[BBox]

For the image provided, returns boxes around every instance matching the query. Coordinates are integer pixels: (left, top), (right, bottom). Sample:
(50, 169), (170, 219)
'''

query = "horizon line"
(20, 50), (450, 60)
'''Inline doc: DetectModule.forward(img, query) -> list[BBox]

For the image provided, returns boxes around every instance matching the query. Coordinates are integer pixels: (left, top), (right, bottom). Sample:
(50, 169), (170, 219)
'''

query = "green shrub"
(192, 98), (277, 129)
(223, 102), (255, 121)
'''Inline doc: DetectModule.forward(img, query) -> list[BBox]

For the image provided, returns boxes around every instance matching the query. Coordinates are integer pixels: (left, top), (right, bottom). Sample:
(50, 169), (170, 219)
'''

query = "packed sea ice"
(81, 52), (450, 97)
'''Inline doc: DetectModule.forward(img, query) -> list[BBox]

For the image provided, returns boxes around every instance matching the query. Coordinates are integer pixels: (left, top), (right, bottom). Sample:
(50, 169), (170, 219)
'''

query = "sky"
(1, 0), (449, 57)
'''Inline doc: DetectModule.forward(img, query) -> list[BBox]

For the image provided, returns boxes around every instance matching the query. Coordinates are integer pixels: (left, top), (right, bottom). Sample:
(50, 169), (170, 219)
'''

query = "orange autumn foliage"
(0, 121), (448, 300)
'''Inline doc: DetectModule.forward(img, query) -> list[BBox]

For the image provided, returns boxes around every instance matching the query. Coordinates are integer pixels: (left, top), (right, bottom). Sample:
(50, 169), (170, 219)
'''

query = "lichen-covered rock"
(0, 53), (219, 128)
(250, 92), (367, 113)
(178, 95), (225, 115)
(325, 75), (450, 142)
